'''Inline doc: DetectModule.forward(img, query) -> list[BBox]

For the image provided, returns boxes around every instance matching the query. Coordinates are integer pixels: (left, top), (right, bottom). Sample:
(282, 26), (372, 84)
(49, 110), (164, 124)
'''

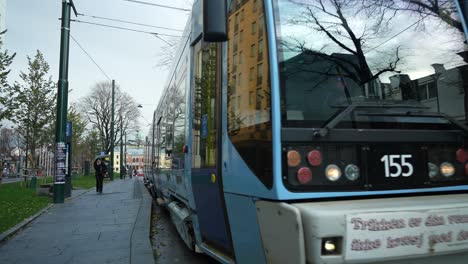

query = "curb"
(0, 204), (53, 243)
(0, 187), (94, 244)
(130, 179), (155, 264)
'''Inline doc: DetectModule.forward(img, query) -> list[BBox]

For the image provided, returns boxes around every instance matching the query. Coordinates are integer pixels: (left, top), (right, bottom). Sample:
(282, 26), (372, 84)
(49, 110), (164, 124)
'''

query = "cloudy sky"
(3, 0), (191, 138)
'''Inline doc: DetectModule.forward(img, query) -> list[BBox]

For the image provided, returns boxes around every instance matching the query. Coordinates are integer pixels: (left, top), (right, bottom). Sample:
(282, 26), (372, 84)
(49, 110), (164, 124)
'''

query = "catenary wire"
(70, 33), (112, 81)
(70, 19), (181, 38)
(123, 0), (191, 11)
(77, 13), (184, 32)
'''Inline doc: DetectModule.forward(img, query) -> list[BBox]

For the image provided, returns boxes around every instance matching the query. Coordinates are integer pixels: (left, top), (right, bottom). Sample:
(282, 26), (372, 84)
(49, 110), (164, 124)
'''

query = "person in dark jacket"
(93, 158), (108, 194)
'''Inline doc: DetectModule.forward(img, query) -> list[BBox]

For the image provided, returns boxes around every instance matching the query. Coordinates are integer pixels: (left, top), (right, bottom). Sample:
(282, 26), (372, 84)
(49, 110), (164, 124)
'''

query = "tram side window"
(171, 72), (187, 170)
(227, 0), (273, 188)
(192, 43), (219, 169)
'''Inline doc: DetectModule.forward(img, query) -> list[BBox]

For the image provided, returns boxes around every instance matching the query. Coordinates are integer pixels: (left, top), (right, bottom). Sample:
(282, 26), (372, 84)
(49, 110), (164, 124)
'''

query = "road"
(151, 203), (218, 264)
(0, 177), (22, 184)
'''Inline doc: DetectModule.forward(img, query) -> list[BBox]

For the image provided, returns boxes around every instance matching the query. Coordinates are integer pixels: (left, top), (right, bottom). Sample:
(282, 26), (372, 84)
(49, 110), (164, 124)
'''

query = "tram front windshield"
(274, 0), (468, 129)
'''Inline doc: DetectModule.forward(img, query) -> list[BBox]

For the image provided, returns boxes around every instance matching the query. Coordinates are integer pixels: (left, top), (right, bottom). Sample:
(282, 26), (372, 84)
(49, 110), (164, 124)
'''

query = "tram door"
(191, 40), (233, 255)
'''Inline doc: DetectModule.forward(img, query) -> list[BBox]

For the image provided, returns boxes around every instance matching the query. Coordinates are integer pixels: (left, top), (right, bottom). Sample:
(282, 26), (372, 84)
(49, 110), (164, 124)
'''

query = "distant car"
(137, 171), (144, 177)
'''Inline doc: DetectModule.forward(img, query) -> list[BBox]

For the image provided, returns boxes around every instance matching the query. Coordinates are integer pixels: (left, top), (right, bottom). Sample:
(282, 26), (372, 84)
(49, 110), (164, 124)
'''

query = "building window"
(252, 21), (257, 35)
(418, 81), (437, 100)
(241, 9), (245, 21)
(233, 54), (238, 72)
(234, 33), (238, 52)
(239, 51), (243, 64)
(258, 39), (263, 60)
(256, 88), (262, 110)
(249, 67), (255, 81)
(257, 63), (263, 85)
(232, 75), (237, 94)
(240, 30), (244, 43)
(238, 73), (242, 87)
(250, 44), (256, 57)
(249, 91), (254, 106)
(259, 17), (264, 37)
(235, 13), (239, 32)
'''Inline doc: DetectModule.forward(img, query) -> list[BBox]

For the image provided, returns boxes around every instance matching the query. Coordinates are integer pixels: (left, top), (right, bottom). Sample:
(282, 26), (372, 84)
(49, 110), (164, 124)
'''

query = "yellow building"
(227, 0), (271, 142)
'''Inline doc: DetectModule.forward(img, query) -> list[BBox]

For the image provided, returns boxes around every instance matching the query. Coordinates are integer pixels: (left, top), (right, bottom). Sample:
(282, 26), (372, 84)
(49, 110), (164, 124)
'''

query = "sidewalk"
(0, 178), (154, 264)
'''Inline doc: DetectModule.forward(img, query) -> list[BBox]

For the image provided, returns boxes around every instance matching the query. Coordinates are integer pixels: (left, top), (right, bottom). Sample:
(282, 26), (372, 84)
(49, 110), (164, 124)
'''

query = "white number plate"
(345, 208), (468, 261)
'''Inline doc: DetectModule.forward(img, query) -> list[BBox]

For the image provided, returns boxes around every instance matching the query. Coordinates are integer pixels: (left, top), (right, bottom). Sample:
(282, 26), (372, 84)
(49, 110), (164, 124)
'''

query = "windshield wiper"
(316, 103), (430, 137)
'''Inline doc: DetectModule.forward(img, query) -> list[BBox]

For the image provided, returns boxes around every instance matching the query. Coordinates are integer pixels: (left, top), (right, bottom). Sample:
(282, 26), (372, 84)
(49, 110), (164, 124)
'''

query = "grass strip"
(0, 182), (50, 233)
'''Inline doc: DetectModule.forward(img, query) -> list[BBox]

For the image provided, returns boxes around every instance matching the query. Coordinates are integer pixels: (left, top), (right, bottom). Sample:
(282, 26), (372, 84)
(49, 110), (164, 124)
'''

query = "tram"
(143, 0), (468, 263)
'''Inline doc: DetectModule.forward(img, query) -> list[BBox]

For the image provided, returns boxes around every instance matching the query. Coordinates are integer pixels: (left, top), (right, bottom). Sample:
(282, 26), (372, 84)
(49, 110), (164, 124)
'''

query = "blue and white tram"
(144, 0), (468, 263)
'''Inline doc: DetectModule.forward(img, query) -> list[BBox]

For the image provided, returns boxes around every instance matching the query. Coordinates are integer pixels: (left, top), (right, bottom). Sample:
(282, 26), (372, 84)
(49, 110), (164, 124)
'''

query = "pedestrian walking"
(93, 158), (108, 194)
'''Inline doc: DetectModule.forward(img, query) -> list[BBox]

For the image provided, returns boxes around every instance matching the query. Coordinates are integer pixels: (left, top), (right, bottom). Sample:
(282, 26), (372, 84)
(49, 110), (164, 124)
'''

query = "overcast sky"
(3, 0), (191, 138)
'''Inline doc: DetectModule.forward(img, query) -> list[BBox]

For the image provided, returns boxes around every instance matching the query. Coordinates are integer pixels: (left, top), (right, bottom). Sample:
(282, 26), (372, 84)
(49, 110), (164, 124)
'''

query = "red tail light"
(307, 150), (322, 166)
(456, 149), (468, 163)
(297, 167), (312, 184)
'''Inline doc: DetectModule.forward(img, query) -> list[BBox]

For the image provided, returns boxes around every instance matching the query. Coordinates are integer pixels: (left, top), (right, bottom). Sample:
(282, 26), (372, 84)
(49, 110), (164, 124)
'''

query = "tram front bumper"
(255, 194), (468, 264)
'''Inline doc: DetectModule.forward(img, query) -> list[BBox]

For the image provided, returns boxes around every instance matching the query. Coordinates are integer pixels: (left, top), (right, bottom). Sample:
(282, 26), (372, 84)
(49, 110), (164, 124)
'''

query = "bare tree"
(79, 81), (141, 154)
(154, 38), (180, 70)
(285, 0), (402, 89)
(364, 0), (463, 32)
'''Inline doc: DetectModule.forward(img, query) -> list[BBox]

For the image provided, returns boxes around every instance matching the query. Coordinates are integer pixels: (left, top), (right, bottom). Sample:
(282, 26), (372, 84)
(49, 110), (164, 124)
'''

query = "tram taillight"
(307, 150), (322, 166)
(456, 148), (468, 163)
(297, 167), (312, 184)
(287, 150), (301, 167)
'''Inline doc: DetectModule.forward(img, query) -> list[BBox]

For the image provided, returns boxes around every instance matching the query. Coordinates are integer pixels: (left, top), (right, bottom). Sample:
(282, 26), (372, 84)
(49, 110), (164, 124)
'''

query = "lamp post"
(110, 80), (115, 181)
(120, 113), (124, 179)
(54, 0), (77, 204)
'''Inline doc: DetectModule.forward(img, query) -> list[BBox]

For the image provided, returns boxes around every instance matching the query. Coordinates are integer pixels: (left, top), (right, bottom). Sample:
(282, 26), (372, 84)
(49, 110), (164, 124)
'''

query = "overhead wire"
(70, 33), (112, 81)
(122, 0), (191, 12)
(366, 14), (430, 54)
(70, 19), (181, 38)
(77, 13), (184, 32)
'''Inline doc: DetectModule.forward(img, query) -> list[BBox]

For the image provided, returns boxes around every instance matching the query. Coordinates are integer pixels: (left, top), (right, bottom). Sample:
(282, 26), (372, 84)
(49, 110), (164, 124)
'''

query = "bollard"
(30, 176), (37, 189)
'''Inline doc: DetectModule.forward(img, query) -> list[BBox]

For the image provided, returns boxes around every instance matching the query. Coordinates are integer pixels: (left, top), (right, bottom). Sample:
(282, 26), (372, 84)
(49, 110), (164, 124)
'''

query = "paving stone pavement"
(0, 178), (154, 264)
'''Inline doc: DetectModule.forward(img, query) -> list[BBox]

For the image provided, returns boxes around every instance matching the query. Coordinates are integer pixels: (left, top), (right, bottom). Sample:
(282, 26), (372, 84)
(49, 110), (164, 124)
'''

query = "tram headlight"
(440, 162), (455, 177)
(345, 164), (360, 181)
(428, 162), (439, 179)
(321, 237), (342, 255)
(325, 165), (342, 182)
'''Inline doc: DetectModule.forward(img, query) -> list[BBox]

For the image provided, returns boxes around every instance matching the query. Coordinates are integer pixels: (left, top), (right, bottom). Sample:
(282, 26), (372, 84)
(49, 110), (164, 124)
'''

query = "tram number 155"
(380, 155), (414, 178)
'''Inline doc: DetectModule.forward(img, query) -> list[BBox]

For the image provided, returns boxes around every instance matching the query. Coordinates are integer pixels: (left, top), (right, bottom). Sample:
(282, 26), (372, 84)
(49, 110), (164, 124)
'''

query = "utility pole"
(54, 0), (77, 204)
(124, 132), (127, 176)
(120, 113), (124, 179)
(110, 80), (115, 181)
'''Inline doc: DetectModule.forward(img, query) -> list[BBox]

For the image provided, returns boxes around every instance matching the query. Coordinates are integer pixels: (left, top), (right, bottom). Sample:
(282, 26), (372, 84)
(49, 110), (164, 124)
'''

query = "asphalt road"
(151, 203), (218, 264)
(0, 177), (22, 184)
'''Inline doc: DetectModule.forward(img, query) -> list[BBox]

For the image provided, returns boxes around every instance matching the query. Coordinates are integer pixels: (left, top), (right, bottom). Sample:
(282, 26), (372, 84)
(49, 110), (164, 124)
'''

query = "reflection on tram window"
(227, 0), (273, 188)
(274, 0), (468, 128)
